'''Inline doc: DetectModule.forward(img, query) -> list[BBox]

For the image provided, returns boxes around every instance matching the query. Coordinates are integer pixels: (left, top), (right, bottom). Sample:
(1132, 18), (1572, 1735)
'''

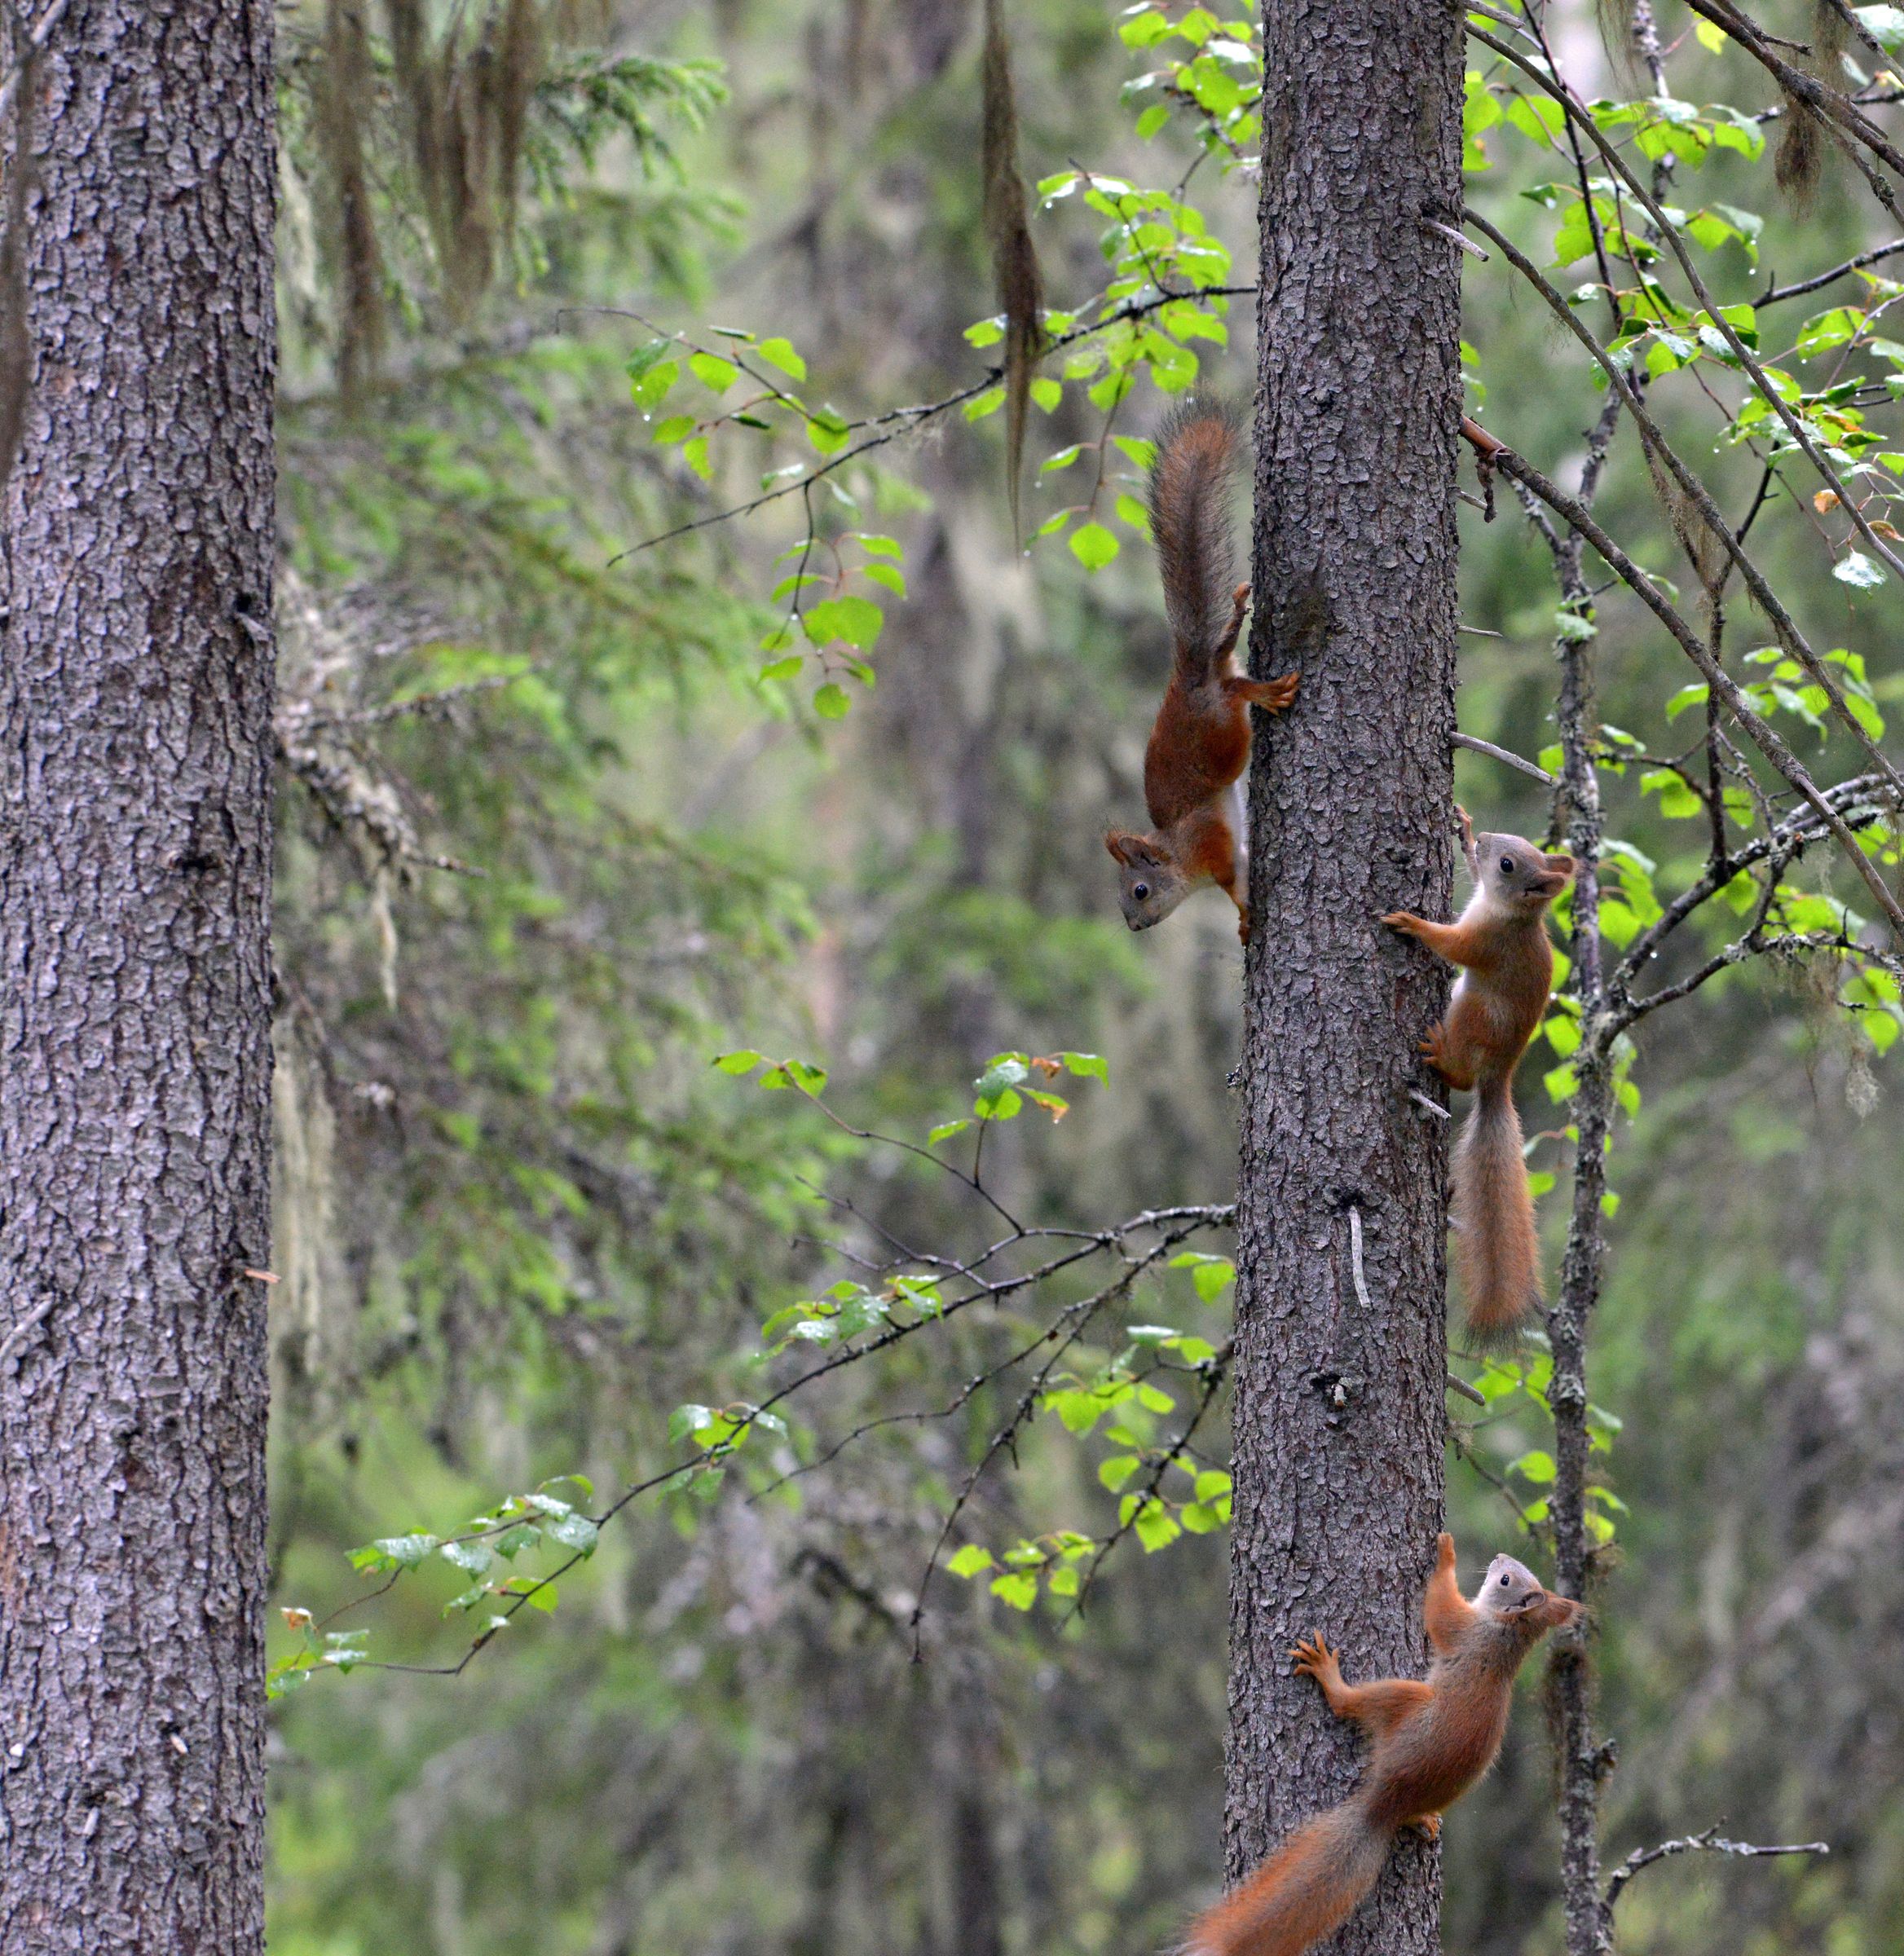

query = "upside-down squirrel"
(1105, 400), (1298, 945)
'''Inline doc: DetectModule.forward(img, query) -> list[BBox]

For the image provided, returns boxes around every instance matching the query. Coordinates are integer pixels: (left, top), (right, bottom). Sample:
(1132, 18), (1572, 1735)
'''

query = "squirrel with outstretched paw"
(1183, 1533), (1582, 1956)
(1382, 808), (1574, 1345)
(1105, 400), (1298, 945)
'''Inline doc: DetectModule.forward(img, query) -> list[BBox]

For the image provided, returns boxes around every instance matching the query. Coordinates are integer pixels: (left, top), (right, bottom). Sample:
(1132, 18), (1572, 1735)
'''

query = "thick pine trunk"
(1226, 5), (1465, 1954)
(0, 4), (276, 1949)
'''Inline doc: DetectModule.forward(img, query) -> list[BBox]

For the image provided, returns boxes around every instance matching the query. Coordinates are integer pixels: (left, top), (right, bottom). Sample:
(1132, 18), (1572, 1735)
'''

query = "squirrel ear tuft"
(1106, 830), (1154, 866)
(1105, 830), (1133, 864)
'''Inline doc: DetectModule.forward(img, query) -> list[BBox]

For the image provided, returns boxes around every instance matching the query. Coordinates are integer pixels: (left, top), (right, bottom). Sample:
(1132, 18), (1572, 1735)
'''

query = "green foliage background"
(265, 4), (1904, 1952)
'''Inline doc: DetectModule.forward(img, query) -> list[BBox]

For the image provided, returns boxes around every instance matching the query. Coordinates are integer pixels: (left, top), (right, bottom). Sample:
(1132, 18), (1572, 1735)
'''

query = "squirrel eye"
(1498, 855), (1515, 874)
(1133, 882), (1149, 901)
(1498, 1572), (1510, 1585)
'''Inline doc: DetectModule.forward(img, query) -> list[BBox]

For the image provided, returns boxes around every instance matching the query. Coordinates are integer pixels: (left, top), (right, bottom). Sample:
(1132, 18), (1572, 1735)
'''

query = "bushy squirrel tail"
(1148, 398), (1242, 682)
(1181, 1801), (1393, 1956)
(1452, 1074), (1541, 1346)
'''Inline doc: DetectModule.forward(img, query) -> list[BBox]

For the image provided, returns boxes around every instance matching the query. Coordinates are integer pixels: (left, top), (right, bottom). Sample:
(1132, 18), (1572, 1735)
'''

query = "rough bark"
(0, 4), (277, 1950)
(1543, 427), (1615, 1956)
(1227, 5), (1465, 1954)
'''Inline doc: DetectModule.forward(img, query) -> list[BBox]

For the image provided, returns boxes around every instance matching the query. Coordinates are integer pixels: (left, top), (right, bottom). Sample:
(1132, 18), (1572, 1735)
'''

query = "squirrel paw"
(1229, 672), (1298, 714)
(1289, 1633), (1339, 1681)
(1418, 1023), (1450, 1071)
(1435, 1531), (1457, 1567)
(1410, 1813), (1443, 1844)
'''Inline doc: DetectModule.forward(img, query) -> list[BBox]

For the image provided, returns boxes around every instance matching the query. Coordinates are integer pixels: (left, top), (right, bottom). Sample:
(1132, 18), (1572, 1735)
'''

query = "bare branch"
(0, 1293), (55, 1371)
(1345, 1204), (1374, 1315)
(1419, 215), (1488, 261)
(1453, 729), (1556, 786)
(0, 0), (65, 125)
(1602, 1826), (1829, 1916)
(1681, 0), (1904, 200)
(1760, 236), (1904, 306)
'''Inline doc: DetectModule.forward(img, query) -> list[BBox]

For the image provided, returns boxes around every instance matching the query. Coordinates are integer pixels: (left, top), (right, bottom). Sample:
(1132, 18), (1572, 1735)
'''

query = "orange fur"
(1106, 403), (1297, 944)
(1382, 817), (1571, 1344)
(1183, 1536), (1581, 1956)
(1452, 1082), (1540, 1346)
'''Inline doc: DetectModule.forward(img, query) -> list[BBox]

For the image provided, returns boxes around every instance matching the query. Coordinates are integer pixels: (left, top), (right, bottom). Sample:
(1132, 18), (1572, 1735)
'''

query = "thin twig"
(1419, 215), (1489, 261)
(1463, 201), (1904, 804)
(1615, 774), (1889, 984)
(1681, 0), (1904, 191)
(1458, 421), (1904, 939)
(1602, 1826), (1829, 1914)
(341, 1194), (1237, 1680)
(1760, 236), (1904, 306)
(608, 284), (1254, 562)
(1470, 22), (1904, 588)
(1345, 1205), (1373, 1314)
(1453, 730), (1556, 786)
(1062, 1341), (1232, 1621)
(0, 1293), (54, 1371)
(0, 0), (65, 124)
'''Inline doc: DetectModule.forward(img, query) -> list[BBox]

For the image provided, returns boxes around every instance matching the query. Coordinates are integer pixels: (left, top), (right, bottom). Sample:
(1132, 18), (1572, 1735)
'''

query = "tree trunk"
(1542, 424), (1615, 1956)
(0, 4), (277, 1949)
(1227, 5), (1465, 1954)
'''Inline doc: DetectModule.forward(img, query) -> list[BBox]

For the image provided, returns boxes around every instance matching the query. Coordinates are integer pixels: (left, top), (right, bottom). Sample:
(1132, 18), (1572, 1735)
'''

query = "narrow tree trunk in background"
(1227, 5), (1464, 1953)
(0, 4), (276, 1949)
(1549, 612), (1612, 1956)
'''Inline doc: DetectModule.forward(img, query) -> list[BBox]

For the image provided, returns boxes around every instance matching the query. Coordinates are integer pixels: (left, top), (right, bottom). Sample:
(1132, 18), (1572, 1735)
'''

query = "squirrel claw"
(1289, 1632), (1337, 1679)
(1454, 804), (1479, 874)
(1411, 1813), (1443, 1843)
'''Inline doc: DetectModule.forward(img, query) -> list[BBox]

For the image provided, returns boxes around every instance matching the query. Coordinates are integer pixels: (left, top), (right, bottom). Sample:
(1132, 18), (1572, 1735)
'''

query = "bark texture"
(0, 3), (277, 1949)
(1542, 418), (1615, 1956)
(1227, 5), (1465, 1954)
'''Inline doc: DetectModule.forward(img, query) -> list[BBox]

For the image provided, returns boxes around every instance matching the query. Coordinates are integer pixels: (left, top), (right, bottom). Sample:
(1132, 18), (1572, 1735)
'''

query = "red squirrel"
(1105, 401), (1298, 945)
(1183, 1534), (1582, 1956)
(1382, 808), (1574, 1344)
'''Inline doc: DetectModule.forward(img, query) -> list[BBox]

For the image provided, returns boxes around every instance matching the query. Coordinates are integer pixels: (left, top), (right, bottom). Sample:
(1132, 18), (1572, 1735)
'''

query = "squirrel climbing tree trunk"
(1227, 5), (1465, 1954)
(0, 3), (277, 1949)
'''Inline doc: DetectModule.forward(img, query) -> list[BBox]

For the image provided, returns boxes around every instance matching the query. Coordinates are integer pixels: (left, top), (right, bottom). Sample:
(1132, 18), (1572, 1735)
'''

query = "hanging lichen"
(271, 1009), (349, 1418)
(289, 0), (723, 394)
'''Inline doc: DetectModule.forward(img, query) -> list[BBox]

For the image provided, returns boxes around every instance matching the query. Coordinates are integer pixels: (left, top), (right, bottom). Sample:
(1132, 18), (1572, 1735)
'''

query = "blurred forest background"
(264, 2), (1903, 1952)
